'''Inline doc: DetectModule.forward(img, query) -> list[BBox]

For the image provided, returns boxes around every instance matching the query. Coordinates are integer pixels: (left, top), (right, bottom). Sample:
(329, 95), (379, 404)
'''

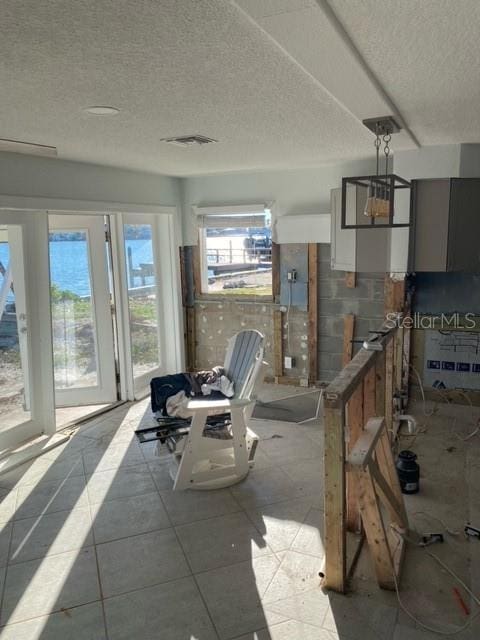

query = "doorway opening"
(0, 207), (182, 452)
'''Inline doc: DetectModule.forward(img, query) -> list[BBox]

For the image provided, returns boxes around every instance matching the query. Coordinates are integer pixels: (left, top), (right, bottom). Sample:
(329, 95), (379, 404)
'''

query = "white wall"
(394, 145), (461, 180)
(0, 152), (182, 208)
(182, 158), (377, 245)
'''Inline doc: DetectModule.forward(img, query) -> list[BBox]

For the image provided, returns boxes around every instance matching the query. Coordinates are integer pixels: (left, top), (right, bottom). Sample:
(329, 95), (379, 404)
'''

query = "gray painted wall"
(182, 157), (377, 245)
(0, 152), (182, 207)
(318, 245), (385, 382)
(459, 144), (480, 177)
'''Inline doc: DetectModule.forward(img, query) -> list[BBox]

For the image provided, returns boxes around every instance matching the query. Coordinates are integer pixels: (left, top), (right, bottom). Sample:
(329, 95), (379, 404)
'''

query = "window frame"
(194, 204), (276, 301)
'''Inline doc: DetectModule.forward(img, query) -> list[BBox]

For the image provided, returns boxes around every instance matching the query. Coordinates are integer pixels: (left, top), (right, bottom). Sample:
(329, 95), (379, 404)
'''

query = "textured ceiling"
(328, 0), (480, 146)
(0, 0), (478, 176)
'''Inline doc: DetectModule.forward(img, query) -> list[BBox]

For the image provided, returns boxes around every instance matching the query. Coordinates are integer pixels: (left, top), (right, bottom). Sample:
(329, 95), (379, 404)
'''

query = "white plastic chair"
(170, 330), (265, 490)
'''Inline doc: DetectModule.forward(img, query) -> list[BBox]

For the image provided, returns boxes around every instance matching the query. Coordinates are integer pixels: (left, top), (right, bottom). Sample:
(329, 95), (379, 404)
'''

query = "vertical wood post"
(324, 403), (346, 592)
(363, 366), (376, 422)
(346, 385), (363, 532)
(273, 310), (283, 378)
(342, 313), (363, 532)
(375, 351), (386, 418)
(308, 243), (318, 385)
(385, 339), (394, 437)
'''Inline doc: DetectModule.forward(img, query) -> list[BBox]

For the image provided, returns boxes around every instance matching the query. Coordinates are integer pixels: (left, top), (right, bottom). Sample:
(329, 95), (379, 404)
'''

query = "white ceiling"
(0, 0), (479, 176)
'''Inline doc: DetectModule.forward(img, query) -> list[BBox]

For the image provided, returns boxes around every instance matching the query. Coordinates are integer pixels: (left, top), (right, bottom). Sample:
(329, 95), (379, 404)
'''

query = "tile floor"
(0, 385), (477, 639)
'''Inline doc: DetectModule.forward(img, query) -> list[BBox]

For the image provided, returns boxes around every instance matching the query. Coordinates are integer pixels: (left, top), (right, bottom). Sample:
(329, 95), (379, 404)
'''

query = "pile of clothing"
(150, 366), (234, 419)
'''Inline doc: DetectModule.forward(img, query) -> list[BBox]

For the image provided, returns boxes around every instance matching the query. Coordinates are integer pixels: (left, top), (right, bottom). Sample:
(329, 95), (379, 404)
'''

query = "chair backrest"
(223, 330), (264, 400)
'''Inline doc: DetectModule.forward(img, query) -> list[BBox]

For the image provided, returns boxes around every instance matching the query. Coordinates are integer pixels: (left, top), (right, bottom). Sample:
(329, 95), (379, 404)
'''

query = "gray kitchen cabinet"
(330, 187), (391, 273)
(411, 178), (480, 272)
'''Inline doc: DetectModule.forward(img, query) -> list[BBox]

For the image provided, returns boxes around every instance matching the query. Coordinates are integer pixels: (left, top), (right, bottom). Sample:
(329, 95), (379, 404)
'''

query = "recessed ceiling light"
(84, 106), (120, 116)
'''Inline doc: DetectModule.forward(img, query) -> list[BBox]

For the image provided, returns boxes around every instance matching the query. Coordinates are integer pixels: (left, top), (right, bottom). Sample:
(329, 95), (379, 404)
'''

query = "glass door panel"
(50, 230), (98, 390)
(124, 222), (161, 387)
(49, 215), (117, 406)
(0, 226), (31, 431)
(0, 211), (55, 449)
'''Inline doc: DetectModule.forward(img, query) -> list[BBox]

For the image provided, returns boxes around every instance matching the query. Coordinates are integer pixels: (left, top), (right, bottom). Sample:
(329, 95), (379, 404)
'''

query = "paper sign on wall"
(423, 330), (480, 390)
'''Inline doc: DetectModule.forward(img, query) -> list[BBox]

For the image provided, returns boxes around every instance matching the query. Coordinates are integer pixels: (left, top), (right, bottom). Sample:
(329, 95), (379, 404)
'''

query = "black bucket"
(396, 450), (420, 494)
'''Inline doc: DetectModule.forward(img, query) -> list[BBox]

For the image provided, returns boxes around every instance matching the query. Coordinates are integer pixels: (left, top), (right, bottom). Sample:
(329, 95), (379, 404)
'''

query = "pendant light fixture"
(341, 116), (411, 229)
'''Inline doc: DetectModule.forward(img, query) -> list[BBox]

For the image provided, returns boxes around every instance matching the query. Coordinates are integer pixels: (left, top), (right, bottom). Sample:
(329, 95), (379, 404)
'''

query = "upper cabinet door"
(411, 179), (450, 272)
(448, 179), (480, 273)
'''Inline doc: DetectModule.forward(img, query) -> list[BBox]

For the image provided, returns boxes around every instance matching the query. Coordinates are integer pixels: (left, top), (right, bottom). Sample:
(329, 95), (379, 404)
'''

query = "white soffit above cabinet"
(273, 214), (330, 244)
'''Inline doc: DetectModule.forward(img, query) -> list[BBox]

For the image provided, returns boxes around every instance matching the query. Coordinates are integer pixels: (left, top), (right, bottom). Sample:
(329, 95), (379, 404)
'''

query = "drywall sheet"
(423, 330), (480, 390)
(274, 214), (330, 244)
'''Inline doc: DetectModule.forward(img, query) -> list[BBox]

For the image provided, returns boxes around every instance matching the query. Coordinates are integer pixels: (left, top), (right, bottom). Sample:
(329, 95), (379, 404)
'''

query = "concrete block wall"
(317, 244), (385, 383)
(282, 307), (309, 381)
(194, 299), (275, 375)
(190, 245), (386, 386)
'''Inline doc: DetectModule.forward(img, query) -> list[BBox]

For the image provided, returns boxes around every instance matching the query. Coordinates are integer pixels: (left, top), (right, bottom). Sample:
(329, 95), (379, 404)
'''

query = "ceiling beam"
(316, 0), (421, 148)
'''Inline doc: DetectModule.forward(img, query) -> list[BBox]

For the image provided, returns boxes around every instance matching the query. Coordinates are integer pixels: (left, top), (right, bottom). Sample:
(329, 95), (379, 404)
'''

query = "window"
(197, 206), (272, 296)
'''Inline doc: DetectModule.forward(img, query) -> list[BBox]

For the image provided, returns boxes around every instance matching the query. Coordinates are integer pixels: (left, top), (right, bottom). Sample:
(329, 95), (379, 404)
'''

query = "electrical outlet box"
(284, 356), (295, 369)
(287, 269), (297, 282)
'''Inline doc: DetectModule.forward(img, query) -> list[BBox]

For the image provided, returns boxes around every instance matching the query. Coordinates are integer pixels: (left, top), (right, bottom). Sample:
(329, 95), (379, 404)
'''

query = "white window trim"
(194, 202), (274, 297)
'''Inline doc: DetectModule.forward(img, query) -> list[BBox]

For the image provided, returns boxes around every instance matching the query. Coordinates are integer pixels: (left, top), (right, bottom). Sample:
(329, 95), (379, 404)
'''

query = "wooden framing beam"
(342, 313), (362, 532)
(342, 314), (355, 367)
(346, 385), (363, 532)
(324, 322), (395, 409)
(385, 340), (394, 437)
(271, 241), (281, 300)
(363, 366), (376, 423)
(354, 467), (395, 589)
(192, 245), (202, 297)
(347, 417), (385, 469)
(308, 243), (318, 385)
(273, 310), (284, 378)
(345, 271), (356, 288)
(324, 405), (346, 592)
(375, 351), (386, 417)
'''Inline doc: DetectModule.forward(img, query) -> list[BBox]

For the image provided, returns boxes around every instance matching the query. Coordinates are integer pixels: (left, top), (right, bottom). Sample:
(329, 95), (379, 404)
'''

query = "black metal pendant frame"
(341, 173), (411, 229)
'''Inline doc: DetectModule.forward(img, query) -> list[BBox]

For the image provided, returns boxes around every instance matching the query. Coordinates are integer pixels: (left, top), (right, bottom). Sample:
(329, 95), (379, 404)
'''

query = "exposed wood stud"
(192, 245), (202, 297)
(308, 243), (318, 385)
(354, 467), (395, 589)
(363, 366), (376, 423)
(375, 350), (386, 418)
(342, 314), (355, 367)
(345, 271), (356, 288)
(385, 340), (394, 437)
(273, 310), (283, 378)
(324, 405), (346, 593)
(349, 418), (407, 590)
(271, 241), (281, 300)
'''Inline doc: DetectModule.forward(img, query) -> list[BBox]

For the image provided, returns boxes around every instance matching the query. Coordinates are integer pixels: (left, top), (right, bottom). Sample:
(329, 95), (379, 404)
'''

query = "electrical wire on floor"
(390, 527), (480, 636)
(390, 364), (480, 633)
(411, 511), (461, 537)
(402, 362), (480, 446)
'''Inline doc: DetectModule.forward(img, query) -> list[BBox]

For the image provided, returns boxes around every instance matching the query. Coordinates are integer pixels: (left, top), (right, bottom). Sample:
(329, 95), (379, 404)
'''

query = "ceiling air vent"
(160, 134), (218, 147)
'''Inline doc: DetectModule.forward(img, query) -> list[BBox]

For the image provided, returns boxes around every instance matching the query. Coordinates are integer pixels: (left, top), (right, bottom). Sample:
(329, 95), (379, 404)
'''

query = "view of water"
(0, 238), (154, 302)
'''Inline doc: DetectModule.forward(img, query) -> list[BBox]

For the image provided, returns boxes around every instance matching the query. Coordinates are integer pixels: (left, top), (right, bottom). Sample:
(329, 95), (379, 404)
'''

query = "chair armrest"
(185, 397), (254, 411)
